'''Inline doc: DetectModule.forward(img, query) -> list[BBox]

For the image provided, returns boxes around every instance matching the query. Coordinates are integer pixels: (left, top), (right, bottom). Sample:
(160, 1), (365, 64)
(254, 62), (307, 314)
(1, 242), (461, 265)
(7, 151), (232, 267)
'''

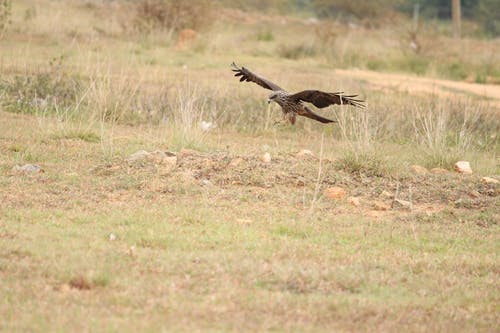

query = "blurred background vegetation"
(218, 0), (499, 36)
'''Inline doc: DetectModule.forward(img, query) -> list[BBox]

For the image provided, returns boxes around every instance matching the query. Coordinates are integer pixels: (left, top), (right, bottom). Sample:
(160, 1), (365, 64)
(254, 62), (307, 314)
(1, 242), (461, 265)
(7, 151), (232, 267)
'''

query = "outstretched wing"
(298, 106), (337, 124)
(231, 62), (284, 91)
(290, 90), (365, 108)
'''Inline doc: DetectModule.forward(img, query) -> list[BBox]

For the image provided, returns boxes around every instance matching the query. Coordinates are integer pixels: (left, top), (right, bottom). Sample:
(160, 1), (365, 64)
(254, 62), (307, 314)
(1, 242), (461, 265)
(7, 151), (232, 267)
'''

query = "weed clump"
(335, 151), (388, 177)
(134, 0), (214, 33)
(278, 42), (317, 59)
(0, 0), (11, 37)
(0, 58), (83, 115)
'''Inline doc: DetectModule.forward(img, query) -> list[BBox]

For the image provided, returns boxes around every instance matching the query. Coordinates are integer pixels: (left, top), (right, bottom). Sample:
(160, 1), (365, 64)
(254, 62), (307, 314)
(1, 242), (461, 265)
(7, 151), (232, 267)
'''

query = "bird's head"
(268, 92), (278, 104)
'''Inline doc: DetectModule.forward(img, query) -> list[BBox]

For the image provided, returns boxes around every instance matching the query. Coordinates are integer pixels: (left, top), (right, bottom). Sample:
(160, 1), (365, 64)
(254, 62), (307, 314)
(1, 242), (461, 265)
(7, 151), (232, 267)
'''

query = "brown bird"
(231, 62), (365, 124)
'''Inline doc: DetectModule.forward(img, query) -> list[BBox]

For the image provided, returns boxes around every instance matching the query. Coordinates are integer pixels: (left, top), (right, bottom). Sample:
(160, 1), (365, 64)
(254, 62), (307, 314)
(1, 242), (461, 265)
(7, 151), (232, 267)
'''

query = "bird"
(231, 62), (365, 125)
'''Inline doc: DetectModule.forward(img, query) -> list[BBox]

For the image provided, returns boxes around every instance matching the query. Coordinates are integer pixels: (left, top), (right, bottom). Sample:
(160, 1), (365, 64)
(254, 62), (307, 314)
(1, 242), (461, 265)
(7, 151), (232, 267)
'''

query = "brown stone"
(372, 201), (390, 211)
(324, 187), (347, 200)
(481, 177), (499, 184)
(347, 196), (360, 207)
(430, 168), (449, 174)
(296, 149), (314, 158)
(469, 190), (480, 198)
(179, 148), (199, 157)
(410, 165), (428, 175)
(229, 158), (244, 167)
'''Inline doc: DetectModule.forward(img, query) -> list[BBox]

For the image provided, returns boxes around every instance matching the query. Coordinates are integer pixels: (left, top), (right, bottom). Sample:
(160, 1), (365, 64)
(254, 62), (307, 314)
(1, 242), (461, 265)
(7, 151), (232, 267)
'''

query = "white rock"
(200, 179), (212, 186)
(380, 190), (393, 199)
(296, 149), (314, 158)
(108, 233), (117, 241)
(200, 121), (216, 132)
(13, 164), (43, 173)
(454, 161), (472, 174)
(261, 152), (272, 163)
(127, 150), (150, 162)
(393, 199), (412, 210)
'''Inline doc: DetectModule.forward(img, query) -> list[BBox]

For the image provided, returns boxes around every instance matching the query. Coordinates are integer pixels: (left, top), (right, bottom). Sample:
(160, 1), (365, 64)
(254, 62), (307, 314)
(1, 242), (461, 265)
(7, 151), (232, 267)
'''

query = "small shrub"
(400, 56), (429, 76)
(134, 0), (214, 33)
(278, 43), (317, 59)
(335, 150), (388, 177)
(442, 61), (468, 81)
(0, 62), (83, 115)
(0, 0), (12, 37)
(474, 72), (487, 84)
(50, 130), (100, 143)
(366, 59), (386, 71)
(256, 29), (274, 41)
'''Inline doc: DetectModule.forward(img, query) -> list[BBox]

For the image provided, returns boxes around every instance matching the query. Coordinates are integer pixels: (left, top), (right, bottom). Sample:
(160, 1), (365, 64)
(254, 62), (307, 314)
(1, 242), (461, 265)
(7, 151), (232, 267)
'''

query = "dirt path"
(335, 69), (500, 106)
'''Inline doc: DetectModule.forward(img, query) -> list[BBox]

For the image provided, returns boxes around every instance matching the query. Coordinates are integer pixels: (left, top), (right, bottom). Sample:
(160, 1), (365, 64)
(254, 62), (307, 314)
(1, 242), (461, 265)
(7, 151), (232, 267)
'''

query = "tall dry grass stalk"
(410, 99), (480, 168)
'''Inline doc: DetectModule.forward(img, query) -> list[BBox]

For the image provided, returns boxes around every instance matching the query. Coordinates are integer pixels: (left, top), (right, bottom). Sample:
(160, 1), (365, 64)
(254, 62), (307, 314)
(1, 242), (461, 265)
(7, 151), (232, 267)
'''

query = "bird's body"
(231, 62), (365, 125)
(269, 91), (301, 124)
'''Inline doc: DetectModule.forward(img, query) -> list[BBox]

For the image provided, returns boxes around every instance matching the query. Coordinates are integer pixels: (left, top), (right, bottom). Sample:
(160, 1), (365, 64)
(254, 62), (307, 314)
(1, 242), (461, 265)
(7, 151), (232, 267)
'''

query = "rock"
(454, 161), (472, 174)
(380, 190), (393, 199)
(58, 283), (71, 293)
(126, 246), (136, 257)
(347, 196), (360, 207)
(179, 148), (199, 157)
(481, 177), (499, 184)
(229, 158), (244, 167)
(468, 190), (480, 198)
(261, 152), (272, 163)
(127, 150), (150, 162)
(153, 152), (177, 175)
(200, 179), (212, 186)
(69, 276), (91, 290)
(179, 170), (196, 183)
(392, 199), (412, 210)
(324, 187), (347, 200)
(200, 121), (216, 132)
(13, 164), (43, 173)
(108, 233), (117, 241)
(410, 165), (428, 175)
(147, 150), (167, 161)
(372, 201), (390, 211)
(296, 149), (314, 158)
(430, 168), (449, 174)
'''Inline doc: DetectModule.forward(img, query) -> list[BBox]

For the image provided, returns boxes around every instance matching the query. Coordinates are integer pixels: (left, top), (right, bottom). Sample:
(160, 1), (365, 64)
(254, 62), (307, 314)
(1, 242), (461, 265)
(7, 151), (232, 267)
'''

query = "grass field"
(0, 1), (499, 332)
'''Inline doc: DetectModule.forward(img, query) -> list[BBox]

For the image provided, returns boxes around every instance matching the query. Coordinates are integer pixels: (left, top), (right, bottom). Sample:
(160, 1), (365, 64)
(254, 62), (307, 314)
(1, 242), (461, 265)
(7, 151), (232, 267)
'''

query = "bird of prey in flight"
(231, 62), (365, 124)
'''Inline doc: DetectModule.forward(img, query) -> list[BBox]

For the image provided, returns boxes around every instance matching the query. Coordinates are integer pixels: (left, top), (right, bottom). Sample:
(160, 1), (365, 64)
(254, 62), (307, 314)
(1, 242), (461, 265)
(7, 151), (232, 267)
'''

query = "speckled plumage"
(232, 62), (365, 125)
